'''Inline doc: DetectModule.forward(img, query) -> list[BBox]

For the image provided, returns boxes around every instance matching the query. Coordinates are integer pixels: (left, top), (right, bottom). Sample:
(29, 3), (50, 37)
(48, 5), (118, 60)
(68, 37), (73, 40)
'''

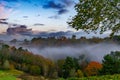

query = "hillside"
(64, 74), (120, 80)
(0, 70), (49, 80)
(1, 69), (120, 80)
(0, 36), (120, 79)
(0, 70), (23, 80)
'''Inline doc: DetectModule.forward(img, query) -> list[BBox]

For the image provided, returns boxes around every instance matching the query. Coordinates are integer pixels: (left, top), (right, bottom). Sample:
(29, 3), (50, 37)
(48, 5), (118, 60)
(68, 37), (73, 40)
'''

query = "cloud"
(23, 16), (28, 18)
(33, 23), (45, 26)
(1, 0), (31, 3)
(2, 0), (18, 2)
(0, 21), (8, 25)
(43, 0), (74, 15)
(0, 18), (8, 21)
(0, 4), (4, 13)
(21, 0), (31, 3)
(0, 3), (13, 19)
(60, 0), (74, 6)
(58, 9), (68, 14)
(0, 16), (8, 25)
(37, 14), (40, 16)
(48, 15), (59, 19)
(43, 1), (65, 9)
(6, 24), (33, 36)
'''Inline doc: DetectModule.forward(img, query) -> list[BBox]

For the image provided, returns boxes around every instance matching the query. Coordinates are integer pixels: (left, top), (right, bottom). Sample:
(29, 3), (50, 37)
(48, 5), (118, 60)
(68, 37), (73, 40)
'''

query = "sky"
(0, 0), (111, 41)
(0, 0), (79, 33)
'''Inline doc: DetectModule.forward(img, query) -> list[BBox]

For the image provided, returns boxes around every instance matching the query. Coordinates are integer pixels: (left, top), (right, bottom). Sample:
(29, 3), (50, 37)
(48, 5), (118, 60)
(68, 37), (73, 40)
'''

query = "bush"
(3, 60), (10, 70)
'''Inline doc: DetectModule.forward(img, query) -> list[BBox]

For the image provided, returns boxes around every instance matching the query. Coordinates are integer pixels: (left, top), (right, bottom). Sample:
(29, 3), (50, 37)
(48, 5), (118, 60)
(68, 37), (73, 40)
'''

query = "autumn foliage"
(84, 61), (102, 76)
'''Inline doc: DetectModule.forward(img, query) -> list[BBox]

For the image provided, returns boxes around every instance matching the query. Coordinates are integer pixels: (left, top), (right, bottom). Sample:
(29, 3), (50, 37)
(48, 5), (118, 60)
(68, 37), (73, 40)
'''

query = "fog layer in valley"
(7, 42), (120, 62)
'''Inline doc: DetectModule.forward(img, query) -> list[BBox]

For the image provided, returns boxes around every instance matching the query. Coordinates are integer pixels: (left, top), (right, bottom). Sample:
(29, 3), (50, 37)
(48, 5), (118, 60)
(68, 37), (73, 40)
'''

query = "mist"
(30, 43), (120, 62)
(7, 42), (120, 62)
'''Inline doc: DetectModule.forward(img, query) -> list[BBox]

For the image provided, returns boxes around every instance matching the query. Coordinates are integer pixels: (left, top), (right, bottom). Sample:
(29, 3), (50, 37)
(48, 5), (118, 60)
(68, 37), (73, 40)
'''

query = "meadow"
(0, 70), (120, 80)
(58, 74), (120, 80)
(0, 70), (23, 80)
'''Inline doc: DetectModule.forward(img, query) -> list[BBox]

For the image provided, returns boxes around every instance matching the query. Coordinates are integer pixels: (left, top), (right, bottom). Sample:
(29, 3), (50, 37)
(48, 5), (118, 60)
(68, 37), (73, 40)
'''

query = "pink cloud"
(0, 5), (4, 13)
(0, 3), (13, 19)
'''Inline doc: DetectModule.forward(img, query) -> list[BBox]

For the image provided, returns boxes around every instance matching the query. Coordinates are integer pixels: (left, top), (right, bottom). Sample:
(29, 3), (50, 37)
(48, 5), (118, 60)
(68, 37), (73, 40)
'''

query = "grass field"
(57, 74), (120, 80)
(0, 70), (23, 80)
(0, 70), (47, 80)
(0, 70), (120, 80)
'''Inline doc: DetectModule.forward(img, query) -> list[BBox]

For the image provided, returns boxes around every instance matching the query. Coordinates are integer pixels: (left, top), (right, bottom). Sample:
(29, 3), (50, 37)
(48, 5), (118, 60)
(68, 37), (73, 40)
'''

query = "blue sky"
(0, 0), (79, 33)
(0, 0), (111, 40)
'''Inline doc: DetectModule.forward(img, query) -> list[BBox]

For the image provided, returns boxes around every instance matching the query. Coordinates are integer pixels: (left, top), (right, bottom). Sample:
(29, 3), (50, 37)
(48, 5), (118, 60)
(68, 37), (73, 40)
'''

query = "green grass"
(0, 70), (47, 80)
(1, 69), (120, 80)
(0, 69), (23, 80)
(57, 74), (120, 80)
(0, 75), (16, 80)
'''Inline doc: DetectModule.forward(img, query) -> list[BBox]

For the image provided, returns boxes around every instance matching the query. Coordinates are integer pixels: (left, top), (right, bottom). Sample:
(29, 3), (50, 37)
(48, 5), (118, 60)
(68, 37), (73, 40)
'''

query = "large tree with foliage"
(68, 0), (120, 36)
(84, 61), (102, 76)
(100, 51), (120, 75)
(62, 57), (75, 78)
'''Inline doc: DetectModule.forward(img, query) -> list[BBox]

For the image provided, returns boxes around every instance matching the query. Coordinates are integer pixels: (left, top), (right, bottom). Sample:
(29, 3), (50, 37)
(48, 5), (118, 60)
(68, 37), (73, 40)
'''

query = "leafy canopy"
(68, 0), (120, 36)
(100, 51), (120, 75)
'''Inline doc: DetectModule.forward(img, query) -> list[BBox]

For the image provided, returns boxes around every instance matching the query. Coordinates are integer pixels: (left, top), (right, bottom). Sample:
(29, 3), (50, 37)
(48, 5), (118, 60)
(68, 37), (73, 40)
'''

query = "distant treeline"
(10, 35), (120, 47)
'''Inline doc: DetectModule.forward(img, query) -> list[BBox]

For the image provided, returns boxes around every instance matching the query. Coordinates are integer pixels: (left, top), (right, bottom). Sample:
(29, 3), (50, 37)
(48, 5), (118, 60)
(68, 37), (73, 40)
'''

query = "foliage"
(84, 61), (102, 76)
(62, 57), (77, 78)
(2, 60), (10, 70)
(1, 41), (120, 79)
(50, 71), (58, 79)
(68, 0), (120, 36)
(56, 59), (65, 77)
(0, 44), (54, 77)
(76, 69), (84, 78)
(58, 74), (120, 80)
(72, 35), (76, 39)
(100, 51), (120, 75)
(29, 65), (41, 75)
(69, 68), (76, 77)
(60, 56), (83, 78)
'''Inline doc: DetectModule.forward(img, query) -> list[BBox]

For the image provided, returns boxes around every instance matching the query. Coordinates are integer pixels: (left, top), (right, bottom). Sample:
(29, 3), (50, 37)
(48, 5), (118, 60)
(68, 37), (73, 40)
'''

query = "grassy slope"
(0, 70), (23, 80)
(0, 70), (48, 80)
(57, 74), (120, 80)
(1, 69), (120, 80)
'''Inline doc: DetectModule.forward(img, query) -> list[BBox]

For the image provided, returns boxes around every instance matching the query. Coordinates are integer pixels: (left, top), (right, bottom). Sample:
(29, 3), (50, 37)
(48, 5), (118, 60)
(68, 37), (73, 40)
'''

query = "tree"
(72, 35), (76, 39)
(62, 57), (76, 78)
(29, 65), (41, 75)
(0, 44), (10, 64)
(100, 51), (120, 75)
(69, 68), (76, 77)
(76, 69), (84, 78)
(3, 60), (10, 70)
(56, 59), (65, 77)
(84, 61), (102, 76)
(68, 0), (120, 36)
(50, 71), (58, 79)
